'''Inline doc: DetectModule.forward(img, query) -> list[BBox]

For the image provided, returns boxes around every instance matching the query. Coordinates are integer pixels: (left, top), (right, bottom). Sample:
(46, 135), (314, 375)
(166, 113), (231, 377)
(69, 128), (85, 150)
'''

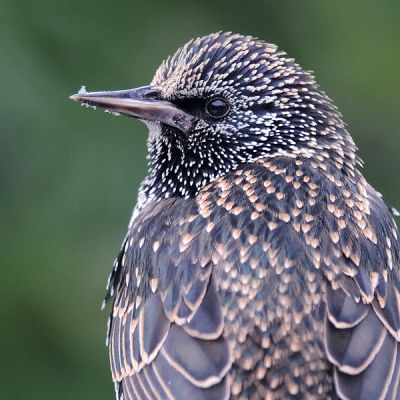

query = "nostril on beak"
(143, 89), (161, 100)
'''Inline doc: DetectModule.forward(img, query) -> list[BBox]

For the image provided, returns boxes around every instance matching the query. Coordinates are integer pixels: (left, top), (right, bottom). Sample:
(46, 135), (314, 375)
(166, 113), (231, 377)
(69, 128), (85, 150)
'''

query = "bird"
(70, 32), (400, 399)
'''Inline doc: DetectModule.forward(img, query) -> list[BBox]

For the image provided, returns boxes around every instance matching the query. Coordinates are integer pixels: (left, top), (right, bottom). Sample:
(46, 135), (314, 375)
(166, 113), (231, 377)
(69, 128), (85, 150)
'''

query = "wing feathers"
(327, 281), (400, 399)
(183, 274), (224, 339)
(326, 283), (368, 328)
(112, 273), (230, 399)
(139, 293), (171, 363)
(162, 325), (230, 387)
(384, 344), (400, 400)
(334, 332), (397, 400)
(373, 283), (400, 340)
(326, 305), (386, 374)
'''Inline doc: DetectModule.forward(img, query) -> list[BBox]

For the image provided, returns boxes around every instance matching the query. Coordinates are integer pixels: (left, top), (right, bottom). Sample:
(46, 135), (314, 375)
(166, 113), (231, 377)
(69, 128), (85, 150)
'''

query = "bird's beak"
(69, 86), (194, 133)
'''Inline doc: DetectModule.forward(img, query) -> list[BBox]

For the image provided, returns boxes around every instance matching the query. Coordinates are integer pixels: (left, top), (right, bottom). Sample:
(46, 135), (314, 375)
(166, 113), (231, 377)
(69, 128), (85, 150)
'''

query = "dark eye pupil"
(206, 98), (229, 118)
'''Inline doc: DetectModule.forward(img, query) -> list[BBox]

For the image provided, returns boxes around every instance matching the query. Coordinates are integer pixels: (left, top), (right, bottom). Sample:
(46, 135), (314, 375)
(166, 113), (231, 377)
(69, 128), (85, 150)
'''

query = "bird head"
(71, 32), (356, 205)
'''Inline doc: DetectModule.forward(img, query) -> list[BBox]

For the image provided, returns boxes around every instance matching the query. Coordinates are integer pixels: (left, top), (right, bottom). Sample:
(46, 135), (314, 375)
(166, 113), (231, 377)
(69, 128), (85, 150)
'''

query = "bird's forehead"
(151, 33), (283, 101)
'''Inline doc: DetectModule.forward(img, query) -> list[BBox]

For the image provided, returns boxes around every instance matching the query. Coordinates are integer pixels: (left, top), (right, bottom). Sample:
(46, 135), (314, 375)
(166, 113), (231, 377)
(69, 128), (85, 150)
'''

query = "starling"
(70, 32), (400, 399)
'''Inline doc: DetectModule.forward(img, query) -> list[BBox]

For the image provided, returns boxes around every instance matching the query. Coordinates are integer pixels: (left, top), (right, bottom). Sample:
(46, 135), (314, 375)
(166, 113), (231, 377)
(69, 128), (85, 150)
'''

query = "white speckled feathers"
(86, 33), (400, 399)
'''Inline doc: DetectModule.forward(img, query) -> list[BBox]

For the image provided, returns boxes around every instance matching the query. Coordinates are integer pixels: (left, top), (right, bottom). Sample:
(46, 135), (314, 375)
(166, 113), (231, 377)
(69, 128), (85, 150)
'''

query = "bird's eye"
(205, 98), (230, 118)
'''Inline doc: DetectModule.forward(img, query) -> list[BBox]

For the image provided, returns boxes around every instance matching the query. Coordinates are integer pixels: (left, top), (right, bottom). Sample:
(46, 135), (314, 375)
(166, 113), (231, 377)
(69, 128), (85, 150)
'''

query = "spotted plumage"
(71, 32), (400, 399)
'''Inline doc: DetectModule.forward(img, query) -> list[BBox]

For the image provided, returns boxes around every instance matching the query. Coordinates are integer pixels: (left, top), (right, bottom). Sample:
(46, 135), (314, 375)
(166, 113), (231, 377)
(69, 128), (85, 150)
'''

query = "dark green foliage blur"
(1, 1), (399, 398)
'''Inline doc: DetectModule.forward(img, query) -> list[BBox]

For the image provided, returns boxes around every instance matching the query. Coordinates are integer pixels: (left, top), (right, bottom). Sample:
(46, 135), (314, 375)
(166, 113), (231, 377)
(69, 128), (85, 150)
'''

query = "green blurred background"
(1, 1), (399, 398)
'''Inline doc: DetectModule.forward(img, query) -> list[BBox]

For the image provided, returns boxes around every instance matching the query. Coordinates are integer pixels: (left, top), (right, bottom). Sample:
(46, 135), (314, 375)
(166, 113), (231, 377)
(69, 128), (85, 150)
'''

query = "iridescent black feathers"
(71, 32), (400, 399)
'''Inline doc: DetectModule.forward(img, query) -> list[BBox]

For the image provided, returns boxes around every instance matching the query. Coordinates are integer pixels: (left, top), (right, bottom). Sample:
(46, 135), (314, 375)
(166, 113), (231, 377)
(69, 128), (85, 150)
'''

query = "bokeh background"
(1, 1), (399, 399)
